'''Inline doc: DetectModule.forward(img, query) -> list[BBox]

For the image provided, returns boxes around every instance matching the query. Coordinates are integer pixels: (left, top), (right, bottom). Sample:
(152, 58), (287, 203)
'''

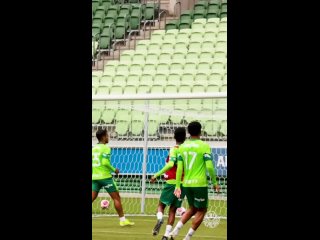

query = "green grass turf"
(92, 216), (227, 240)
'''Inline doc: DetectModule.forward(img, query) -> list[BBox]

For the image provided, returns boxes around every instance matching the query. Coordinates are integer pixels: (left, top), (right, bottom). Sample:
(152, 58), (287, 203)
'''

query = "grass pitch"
(92, 216), (226, 240)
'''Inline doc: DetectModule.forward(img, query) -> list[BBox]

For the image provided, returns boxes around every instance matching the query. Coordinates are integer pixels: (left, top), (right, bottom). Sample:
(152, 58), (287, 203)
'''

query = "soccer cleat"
(168, 230), (178, 239)
(119, 219), (135, 227)
(152, 219), (163, 236)
(161, 236), (169, 240)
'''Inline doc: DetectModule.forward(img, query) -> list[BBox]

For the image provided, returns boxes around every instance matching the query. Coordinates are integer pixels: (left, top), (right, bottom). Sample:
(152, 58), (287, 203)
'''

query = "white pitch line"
(93, 230), (227, 239)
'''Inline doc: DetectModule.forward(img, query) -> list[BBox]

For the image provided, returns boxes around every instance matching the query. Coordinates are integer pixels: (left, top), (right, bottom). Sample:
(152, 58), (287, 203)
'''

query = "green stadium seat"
(115, 121), (130, 137)
(96, 86), (109, 95)
(104, 60), (118, 73)
(194, 73), (208, 87)
(208, 72), (223, 85)
(119, 4), (132, 16)
(156, 63), (170, 74)
(165, 85), (178, 94)
(175, 41), (188, 51)
(92, 109), (102, 123)
(150, 84), (164, 94)
(206, 18), (220, 29)
(179, 19), (192, 29)
(108, 5), (119, 16)
(92, 76), (100, 88)
(223, 74), (227, 83)
(199, 51), (214, 61)
(131, 50), (146, 63)
(189, 99), (202, 110)
(99, 33), (111, 49)
(194, 1), (209, 11)
(190, 29), (204, 42)
(93, 101), (106, 110)
(145, 3), (156, 20)
(207, 83), (220, 92)
(185, 109), (200, 123)
(193, 9), (207, 20)
(198, 59), (214, 72)
(120, 50), (134, 64)
(161, 41), (175, 52)
(204, 120), (219, 136)
(104, 14), (116, 27)
(136, 40), (150, 51)
(180, 10), (194, 23)
(163, 29), (179, 42)
(201, 100), (216, 114)
(185, 51), (199, 61)
(109, 85), (123, 95)
(165, 20), (179, 31)
(219, 120), (227, 136)
(203, 30), (217, 41)
(130, 63), (143, 74)
(183, 60), (198, 74)
(192, 21), (205, 30)
(145, 52), (158, 64)
(214, 48), (227, 58)
(215, 40), (227, 49)
(131, 120), (144, 136)
(113, 73), (128, 86)
(116, 62), (129, 74)
(154, 73), (167, 85)
(100, 75), (113, 87)
(176, 29), (191, 42)
(126, 74), (140, 86)
(137, 85), (150, 94)
(93, 71), (103, 78)
(93, 16), (104, 26)
(92, 86), (97, 95)
(158, 53), (171, 64)
(206, 8), (219, 19)
(189, 40), (203, 52)
(172, 51), (186, 62)
(95, 6), (106, 17)
(179, 84), (192, 94)
(115, 15), (129, 39)
(130, 5), (142, 30)
(145, 42), (159, 53)
(170, 61), (185, 74)
(123, 85), (137, 95)
(151, 30), (165, 42)
(167, 73), (181, 86)
(92, 23), (102, 39)
(92, 0), (100, 12)
(101, 109), (115, 124)
(209, 0), (220, 7)
(220, 84), (227, 92)
(212, 58), (227, 70)
(174, 99), (188, 111)
(192, 84), (206, 94)
(170, 108), (184, 124)
(142, 63), (156, 74)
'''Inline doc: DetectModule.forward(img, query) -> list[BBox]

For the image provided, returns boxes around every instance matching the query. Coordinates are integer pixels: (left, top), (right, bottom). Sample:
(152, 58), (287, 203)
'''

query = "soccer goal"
(92, 93), (227, 219)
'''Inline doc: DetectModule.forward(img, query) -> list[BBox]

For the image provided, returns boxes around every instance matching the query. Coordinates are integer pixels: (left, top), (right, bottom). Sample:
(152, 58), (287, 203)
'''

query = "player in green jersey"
(150, 127), (186, 240)
(92, 129), (134, 227)
(169, 121), (220, 240)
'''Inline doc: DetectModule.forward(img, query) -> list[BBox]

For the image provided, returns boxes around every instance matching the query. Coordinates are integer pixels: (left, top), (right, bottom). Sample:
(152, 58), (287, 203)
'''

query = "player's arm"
(174, 153), (184, 198)
(151, 148), (176, 182)
(204, 145), (219, 190)
(153, 161), (175, 178)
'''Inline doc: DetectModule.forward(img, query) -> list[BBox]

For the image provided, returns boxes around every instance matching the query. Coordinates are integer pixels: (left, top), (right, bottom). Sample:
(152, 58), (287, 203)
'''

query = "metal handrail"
(158, 9), (168, 29)
(127, 30), (140, 50)
(174, 0), (181, 18)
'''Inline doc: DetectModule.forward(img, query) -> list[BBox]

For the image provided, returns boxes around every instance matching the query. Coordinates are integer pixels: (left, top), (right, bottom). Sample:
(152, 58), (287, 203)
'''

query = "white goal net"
(92, 93), (227, 219)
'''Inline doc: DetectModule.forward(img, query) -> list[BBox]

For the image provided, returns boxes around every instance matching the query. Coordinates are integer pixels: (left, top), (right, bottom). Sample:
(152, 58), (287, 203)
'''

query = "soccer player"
(92, 129), (134, 227)
(169, 121), (220, 240)
(150, 127), (186, 240)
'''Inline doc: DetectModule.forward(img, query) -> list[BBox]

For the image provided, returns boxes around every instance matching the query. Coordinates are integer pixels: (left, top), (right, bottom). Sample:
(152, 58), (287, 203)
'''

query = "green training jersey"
(178, 139), (213, 187)
(92, 144), (115, 180)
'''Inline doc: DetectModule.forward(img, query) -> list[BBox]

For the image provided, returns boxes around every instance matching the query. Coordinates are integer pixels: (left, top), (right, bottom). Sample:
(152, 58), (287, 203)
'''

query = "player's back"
(178, 139), (211, 187)
(92, 144), (112, 180)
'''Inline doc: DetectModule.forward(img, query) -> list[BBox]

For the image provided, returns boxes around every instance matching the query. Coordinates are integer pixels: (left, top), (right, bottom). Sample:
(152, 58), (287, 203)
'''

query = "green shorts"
(92, 177), (118, 193)
(184, 187), (208, 209)
(160, 183), (185, 208)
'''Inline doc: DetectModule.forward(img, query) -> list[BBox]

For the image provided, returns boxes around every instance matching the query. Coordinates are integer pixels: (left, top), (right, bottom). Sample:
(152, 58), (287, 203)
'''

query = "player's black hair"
(96, 129), (107, 141)
(174, 127), (186, 143)
(187, 121), (202, 136)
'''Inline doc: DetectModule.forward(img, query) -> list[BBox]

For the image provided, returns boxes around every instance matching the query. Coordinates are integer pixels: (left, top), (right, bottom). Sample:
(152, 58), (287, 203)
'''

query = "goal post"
(92, 92), (227, 219)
